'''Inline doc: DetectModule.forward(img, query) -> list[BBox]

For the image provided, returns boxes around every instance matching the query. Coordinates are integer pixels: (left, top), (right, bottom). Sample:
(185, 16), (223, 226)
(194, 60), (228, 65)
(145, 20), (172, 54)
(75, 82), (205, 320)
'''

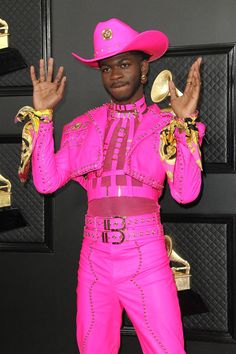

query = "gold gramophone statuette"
(151, 70), (183, 113)
(0, 18), (27, 76)
(0, 19), (9, 49)
(0, 174), (12, 208)
(165, 235), (191, 291)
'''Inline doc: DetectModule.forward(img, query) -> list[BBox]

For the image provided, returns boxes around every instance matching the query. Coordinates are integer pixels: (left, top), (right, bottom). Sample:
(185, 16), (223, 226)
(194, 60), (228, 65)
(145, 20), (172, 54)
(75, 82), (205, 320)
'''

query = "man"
(24, 18), (204, 354)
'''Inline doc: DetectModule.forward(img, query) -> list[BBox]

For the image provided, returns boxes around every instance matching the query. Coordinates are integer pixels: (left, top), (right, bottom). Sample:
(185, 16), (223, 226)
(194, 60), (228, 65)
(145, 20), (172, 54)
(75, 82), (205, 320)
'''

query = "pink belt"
(84, 212), (163, 244)
(87, 185), (160, 202)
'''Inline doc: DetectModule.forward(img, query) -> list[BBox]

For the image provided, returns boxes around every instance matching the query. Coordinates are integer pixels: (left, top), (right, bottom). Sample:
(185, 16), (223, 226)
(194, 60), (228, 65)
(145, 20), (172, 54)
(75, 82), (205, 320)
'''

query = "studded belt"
(87, 185), (160, 202)
(84, 213), (162, 244)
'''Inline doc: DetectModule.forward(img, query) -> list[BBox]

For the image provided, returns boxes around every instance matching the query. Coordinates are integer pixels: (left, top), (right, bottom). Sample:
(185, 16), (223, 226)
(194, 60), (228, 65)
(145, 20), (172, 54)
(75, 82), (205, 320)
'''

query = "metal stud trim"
(81, 244), (98, 354)
(130, 240), (168, 353)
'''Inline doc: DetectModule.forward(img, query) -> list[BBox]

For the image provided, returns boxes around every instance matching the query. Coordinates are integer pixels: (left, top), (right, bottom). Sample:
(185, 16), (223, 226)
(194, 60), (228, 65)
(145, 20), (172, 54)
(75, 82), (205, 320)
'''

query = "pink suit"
(32, 98), (205, 353)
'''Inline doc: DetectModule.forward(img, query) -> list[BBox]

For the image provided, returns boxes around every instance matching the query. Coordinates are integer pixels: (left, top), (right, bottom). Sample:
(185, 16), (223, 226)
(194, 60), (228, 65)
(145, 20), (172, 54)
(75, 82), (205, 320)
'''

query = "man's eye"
(121, 63), (129, 68)
(101, 67), (110, 73)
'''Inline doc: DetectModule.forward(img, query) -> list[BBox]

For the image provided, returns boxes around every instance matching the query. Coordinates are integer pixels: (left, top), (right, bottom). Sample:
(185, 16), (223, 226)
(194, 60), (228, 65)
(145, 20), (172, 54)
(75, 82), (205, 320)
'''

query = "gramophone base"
(178, 289), (208, 317)
(0, 47), (27, 75)
(0, 207), (27, 233)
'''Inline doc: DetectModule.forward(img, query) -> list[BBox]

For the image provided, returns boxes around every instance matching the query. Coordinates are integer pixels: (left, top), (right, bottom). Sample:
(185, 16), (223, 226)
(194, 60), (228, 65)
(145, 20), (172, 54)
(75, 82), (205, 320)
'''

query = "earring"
(141, 74), (147, 84)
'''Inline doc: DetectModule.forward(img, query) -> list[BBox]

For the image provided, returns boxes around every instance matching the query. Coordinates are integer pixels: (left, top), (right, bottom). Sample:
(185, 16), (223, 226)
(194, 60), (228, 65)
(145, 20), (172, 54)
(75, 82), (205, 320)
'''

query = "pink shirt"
(87, 98), (159, 216)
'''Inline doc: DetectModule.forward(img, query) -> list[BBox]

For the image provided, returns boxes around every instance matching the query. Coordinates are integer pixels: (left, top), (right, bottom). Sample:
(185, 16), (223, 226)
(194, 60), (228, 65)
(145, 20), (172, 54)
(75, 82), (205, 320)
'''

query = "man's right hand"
(30, 57), (66, 111)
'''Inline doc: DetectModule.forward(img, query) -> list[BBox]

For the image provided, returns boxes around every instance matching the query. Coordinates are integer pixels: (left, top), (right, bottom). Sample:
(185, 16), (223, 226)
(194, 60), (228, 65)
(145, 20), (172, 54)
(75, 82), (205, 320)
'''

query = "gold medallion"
(71, 122), (81, 130)
(102, 28), (112, 40)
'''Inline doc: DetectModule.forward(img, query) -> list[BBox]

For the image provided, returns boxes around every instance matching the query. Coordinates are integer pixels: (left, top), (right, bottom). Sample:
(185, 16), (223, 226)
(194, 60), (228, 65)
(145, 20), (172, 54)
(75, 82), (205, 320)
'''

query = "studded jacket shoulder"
(31, 103), (205, 204)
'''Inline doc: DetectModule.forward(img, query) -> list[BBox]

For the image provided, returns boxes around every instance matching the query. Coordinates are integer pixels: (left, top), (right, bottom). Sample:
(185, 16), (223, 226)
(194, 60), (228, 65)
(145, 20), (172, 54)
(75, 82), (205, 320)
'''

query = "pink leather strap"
(86, 96), (160, 203)
(85, 212), (160, 229)
(84, 212), (163, 244)
(108, 95), (147, 120)
(84, 228), (160, 244)
(87, 185), (159, 201)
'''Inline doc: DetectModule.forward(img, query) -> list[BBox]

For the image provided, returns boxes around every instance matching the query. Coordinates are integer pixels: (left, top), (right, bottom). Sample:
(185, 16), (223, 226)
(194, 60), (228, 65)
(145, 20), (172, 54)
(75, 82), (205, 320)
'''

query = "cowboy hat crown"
(72, 18), (169, 68)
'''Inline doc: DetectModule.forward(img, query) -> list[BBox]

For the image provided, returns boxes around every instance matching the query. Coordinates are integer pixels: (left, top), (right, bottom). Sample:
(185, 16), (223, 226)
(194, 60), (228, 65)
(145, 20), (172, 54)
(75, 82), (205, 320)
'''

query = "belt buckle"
(104, 216), (126, 231)
(103, 216), (126, 244)
(102, 230), (125, 244)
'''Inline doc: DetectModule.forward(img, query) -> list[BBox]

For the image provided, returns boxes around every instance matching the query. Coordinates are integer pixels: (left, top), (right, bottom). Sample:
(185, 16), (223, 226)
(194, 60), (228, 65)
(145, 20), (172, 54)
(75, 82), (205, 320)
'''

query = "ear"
(141, 60), (149, 75)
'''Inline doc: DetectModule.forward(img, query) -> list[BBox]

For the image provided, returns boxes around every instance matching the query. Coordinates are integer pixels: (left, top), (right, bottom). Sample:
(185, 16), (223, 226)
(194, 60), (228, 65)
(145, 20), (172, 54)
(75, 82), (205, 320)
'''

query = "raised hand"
(30, 58), (66, 111)
(169, 57), (202, 118)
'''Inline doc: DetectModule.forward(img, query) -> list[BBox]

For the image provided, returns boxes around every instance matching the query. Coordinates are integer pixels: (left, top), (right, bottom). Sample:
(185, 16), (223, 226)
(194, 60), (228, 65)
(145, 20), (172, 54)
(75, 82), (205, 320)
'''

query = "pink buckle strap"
(87, 185), (159, 202)
(85, 212), (159, 229)
(84, 228), (160, 244)
(84, 212), (162, 244)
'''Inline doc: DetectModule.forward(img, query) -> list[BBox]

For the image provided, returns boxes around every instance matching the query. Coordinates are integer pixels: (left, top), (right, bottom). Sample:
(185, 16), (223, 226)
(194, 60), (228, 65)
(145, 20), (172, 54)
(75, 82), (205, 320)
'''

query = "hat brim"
(72, 30), (169, 68)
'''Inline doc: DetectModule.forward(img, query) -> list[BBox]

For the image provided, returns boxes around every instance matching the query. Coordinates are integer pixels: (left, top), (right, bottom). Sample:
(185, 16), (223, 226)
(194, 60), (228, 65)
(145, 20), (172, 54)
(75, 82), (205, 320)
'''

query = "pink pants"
(76, 229), (185, 354)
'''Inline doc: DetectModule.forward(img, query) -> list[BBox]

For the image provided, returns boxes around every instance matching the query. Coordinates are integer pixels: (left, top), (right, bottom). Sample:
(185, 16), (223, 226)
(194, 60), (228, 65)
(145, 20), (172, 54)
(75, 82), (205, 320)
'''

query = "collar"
(107, 96), (147, 122)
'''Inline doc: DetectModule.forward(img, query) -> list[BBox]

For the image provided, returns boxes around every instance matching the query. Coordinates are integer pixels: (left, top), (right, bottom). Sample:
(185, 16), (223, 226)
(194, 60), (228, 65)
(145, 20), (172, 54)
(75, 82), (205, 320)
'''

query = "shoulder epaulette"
(87, 103), (108, 116)
(63, 113), (90, 133)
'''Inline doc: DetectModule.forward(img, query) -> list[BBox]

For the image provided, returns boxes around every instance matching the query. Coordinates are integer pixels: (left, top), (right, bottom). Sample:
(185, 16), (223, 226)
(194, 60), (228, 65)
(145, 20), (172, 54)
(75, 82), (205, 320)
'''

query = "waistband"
(84, 212), (162, 244)
(87, 185), (159, 202)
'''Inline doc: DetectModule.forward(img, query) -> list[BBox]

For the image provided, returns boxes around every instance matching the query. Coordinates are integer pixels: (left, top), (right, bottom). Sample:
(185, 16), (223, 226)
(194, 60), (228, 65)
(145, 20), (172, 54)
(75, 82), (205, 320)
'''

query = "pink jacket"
(32, 103), (205, 204)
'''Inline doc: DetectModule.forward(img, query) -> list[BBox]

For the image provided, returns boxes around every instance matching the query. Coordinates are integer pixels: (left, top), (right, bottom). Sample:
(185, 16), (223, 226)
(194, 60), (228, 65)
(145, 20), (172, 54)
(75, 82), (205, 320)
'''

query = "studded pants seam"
(81, 244), (98, 354)
(130, 240), (168, 354)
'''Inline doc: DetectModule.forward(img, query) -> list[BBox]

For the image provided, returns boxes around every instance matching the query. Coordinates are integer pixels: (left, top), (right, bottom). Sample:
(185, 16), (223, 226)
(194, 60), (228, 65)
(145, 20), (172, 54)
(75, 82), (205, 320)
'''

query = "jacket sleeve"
(32, 122), (72, 194)
(160, 115), (206, 204)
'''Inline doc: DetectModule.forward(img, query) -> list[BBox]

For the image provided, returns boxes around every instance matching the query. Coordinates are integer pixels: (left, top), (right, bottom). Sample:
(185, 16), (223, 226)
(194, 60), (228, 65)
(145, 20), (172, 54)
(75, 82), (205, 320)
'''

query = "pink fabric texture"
(77, 230), (185, 354)
(31, 98), (205, 353)
(86, 97), (161, 214)
(32, 102), (205, 205)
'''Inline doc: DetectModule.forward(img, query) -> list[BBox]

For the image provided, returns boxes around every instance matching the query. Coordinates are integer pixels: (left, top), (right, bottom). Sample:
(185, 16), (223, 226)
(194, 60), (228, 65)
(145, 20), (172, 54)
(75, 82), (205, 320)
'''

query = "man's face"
(99, 52), (148, 104)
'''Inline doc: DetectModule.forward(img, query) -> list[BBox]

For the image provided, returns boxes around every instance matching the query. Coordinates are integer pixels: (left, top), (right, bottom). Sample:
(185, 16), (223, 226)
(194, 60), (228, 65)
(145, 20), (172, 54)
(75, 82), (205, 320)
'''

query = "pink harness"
(86, 96), (159, 203)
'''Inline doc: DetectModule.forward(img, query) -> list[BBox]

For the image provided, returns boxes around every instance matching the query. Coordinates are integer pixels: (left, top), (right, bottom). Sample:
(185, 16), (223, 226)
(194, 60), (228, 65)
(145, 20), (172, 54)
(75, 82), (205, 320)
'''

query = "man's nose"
(110, 67), (123, 79)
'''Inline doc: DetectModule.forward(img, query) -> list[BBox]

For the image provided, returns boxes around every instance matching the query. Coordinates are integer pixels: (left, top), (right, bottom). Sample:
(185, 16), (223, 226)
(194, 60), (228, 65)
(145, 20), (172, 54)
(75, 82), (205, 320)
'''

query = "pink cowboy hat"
(72, 18), (169, 68)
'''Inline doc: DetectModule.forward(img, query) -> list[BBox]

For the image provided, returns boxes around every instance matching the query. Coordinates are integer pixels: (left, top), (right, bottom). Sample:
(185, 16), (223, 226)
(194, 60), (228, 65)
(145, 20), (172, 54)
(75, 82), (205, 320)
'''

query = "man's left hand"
(169, 57), (202, 118)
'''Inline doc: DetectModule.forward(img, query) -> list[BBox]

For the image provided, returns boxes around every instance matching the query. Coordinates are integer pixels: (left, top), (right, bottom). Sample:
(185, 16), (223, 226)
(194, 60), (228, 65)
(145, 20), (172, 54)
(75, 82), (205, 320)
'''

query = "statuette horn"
(151, 70), (183, 112)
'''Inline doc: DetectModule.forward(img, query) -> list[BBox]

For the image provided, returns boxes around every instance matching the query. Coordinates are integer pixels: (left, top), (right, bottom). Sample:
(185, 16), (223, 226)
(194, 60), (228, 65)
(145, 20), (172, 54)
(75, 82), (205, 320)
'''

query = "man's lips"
(111, 82), (128, 89)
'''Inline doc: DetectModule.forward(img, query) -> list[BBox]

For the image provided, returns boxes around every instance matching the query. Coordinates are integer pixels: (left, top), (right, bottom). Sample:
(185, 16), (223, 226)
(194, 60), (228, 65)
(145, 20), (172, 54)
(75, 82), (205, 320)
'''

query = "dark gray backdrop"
(1, 0), (236, 353)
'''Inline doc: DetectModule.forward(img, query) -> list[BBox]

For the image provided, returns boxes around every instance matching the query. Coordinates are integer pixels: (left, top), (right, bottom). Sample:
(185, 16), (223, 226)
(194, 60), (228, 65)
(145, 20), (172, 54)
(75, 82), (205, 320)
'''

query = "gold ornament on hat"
(102, 28), (112, 40)
(151, 70), (182, 112)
